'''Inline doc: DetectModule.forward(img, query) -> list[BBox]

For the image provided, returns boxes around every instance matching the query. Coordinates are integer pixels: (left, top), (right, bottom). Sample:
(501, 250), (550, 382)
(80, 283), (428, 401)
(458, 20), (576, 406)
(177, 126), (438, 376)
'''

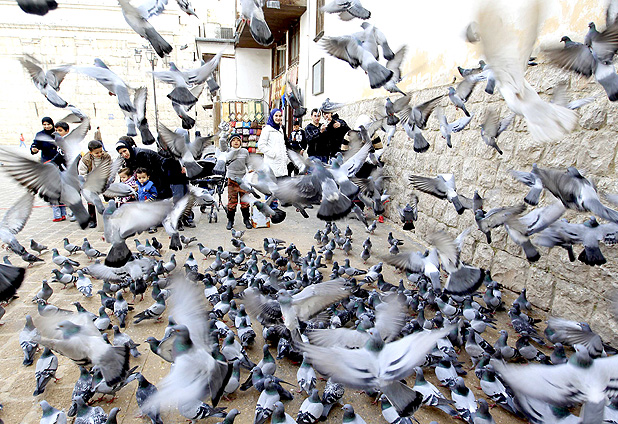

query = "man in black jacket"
(321, 111), (350, 158)
(305, 108), (329, 163)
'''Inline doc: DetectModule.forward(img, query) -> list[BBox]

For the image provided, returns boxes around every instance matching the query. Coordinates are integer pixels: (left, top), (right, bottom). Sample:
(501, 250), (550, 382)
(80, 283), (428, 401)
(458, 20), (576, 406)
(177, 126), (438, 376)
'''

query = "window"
(289, 23), (300, 66)
(272, 39), (287, 78)
(312, 58), (324, 95)
(315, 0), (324, 41)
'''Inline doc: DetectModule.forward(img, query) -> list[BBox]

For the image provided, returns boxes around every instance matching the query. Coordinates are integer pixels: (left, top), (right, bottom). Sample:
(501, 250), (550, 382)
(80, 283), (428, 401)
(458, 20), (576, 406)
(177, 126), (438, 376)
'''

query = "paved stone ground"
(0, 147), (540, 424)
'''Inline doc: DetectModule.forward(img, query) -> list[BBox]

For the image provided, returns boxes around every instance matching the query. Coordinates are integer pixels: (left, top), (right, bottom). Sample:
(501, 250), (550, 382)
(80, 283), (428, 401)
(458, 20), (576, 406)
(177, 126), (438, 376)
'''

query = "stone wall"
(0, 1), (212, 145)
(340, 63), (618, 345)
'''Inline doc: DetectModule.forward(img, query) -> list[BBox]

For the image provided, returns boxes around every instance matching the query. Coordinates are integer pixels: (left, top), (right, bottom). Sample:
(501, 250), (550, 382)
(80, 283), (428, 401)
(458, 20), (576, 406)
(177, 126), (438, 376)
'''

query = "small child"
(286, 118), (307, 176)
(117, 167), (137, 204)
(78, 139), (112, 227)
(225, 135), (252, 230)
(135, 167), (157, 202)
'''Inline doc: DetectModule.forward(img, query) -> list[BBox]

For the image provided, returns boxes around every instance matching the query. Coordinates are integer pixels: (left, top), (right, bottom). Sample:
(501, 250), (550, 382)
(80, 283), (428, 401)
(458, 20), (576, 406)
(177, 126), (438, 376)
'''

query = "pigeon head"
(571, 344), (593, 368)
(365, 328), (385, 352)
(560, 36), (572, 43)
(57, 320), (80, 338)
(588, 22), (596, 29)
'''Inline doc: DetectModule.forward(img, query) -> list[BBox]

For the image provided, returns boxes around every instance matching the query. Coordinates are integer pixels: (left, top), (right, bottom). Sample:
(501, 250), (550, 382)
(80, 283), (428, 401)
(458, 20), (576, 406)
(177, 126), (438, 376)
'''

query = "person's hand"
(333, 121), (341, 129)
(320, 124), (327, 133)
(300, 150), (305, 156)
(181, 167), (186, 174)
(31, 147), (39, 154)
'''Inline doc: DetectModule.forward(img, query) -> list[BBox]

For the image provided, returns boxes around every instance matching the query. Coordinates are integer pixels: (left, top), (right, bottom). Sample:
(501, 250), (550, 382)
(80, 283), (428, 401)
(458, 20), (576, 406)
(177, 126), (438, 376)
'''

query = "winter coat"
(136, 180), (157, 201)
(115, 139), (171, 199)
(257, 124), (288, 177)
(78, 151), (112, 176)
(31, 131), (65, 168)
(305, 123), (329, 157)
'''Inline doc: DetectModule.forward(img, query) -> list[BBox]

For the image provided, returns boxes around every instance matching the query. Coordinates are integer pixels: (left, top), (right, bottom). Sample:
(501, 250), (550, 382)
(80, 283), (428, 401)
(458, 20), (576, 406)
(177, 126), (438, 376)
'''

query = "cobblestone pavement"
(0, 147), (534, 424)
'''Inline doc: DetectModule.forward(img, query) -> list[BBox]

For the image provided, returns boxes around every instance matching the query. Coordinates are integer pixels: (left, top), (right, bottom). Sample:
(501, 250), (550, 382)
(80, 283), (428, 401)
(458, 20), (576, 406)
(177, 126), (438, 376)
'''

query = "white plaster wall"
(298, 0), (607, 109)
(209, 48), (271, 102)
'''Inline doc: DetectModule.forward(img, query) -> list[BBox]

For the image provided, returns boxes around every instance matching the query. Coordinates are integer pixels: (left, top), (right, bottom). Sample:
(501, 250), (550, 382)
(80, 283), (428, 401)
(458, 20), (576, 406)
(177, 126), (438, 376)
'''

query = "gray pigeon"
(72, 59), (136, 113)
(321, 0), (370, 20)
(19, 55), (70, 107)
(301, 328), (447, 416)
(297, 389), (324, 424)
(254, 378), (280, 424)
(321, 34), (393, 89)
(480, 109), (515, 155)
(135, 373), (164, 424)
(73, 396), (107, 424)
(408, 174), (465, 215)
(33, 279), (53, 303)
(118, 0), (172, 58)
(437, 108), (474, 148)
(20, 314), (39, 366)
(36, 314), (131, 386)
(68, 367), (94, 417)
(112, 325), (141, 358)
(39, 400), (67, 424)
(114, 291), (129, 328)
(492, 344), (618, 424)
(240, 0), (273, 46)
(33, 347), (58, 395)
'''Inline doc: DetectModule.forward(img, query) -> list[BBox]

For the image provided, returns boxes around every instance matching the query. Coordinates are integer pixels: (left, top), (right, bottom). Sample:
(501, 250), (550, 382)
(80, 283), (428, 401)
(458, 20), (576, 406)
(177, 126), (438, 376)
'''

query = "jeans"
(52, 205), (66, 220)
(309, 155), (329, 164)
(171, 184), (189, 203)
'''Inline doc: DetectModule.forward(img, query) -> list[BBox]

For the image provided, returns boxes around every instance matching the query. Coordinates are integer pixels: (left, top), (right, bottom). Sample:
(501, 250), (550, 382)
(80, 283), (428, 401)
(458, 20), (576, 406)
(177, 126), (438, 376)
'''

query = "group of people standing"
(257, 99), (350, 177)
(28, 97), (352, 232)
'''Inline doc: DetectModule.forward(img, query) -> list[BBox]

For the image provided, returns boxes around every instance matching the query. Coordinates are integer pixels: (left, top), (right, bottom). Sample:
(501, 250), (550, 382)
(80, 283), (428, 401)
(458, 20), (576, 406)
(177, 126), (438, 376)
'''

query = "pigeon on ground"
(33, 347), (58, 395)
(20, 314), (39, 366)
(68, 367), (94, 417)
(492, 344), (618, 423)
(30, 239), (48, 255)
(39, 400), (67, 424)
(301, 328), (448, 417)
(35, 314), (131, 386)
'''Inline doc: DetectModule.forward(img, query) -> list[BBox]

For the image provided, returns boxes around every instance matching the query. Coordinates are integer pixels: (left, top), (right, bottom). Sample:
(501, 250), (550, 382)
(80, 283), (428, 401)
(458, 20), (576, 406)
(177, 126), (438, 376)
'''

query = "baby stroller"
(189, 156), (227, 223)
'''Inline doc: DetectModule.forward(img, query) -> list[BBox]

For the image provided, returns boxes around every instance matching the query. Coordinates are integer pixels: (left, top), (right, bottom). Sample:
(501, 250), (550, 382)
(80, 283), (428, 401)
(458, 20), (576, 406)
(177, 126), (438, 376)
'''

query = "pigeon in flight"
(19, 54), (71, 108)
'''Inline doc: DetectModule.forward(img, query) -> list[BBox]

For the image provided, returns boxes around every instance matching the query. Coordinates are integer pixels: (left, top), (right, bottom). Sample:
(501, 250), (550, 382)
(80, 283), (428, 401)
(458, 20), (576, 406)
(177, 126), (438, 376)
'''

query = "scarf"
(266, 108), (282, 131)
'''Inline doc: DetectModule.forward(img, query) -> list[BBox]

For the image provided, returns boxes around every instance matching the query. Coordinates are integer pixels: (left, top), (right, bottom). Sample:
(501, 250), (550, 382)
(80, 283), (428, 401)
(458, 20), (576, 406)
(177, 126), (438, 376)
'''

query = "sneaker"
(184, 220), (196, 228)
(378, 215), (384, 223)
(69, 215), (76, 222)
(148, 227), (157, 234)
(88, 221), (97, 228)
(52, 218), (63, 222)
(60, 216), (67, 221)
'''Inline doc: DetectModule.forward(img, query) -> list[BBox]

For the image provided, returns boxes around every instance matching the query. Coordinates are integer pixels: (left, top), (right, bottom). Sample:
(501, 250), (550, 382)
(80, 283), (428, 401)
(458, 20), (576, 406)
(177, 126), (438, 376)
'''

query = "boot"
(184, 210), (196, 228)
(87, 203), (97, 228)
(226, 208), (235, 230)
(241, 207), (252, 229)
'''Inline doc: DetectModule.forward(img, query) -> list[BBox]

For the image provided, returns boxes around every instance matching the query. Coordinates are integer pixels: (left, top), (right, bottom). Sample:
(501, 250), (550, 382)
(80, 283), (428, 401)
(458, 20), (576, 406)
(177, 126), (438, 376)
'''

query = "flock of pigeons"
(4, 0), (618, 423)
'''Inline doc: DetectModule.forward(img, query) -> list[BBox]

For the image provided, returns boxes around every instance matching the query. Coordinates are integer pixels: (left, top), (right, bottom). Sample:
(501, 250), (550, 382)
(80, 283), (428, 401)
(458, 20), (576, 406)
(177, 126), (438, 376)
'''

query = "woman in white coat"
(258, 108), (288, 177)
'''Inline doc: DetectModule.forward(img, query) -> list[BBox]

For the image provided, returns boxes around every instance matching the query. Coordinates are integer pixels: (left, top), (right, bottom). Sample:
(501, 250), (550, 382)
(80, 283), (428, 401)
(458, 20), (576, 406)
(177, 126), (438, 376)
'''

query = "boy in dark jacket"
(135, 167), (157, 201)
(31, 116), (67, 221)
(286, 118), (307, 175)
